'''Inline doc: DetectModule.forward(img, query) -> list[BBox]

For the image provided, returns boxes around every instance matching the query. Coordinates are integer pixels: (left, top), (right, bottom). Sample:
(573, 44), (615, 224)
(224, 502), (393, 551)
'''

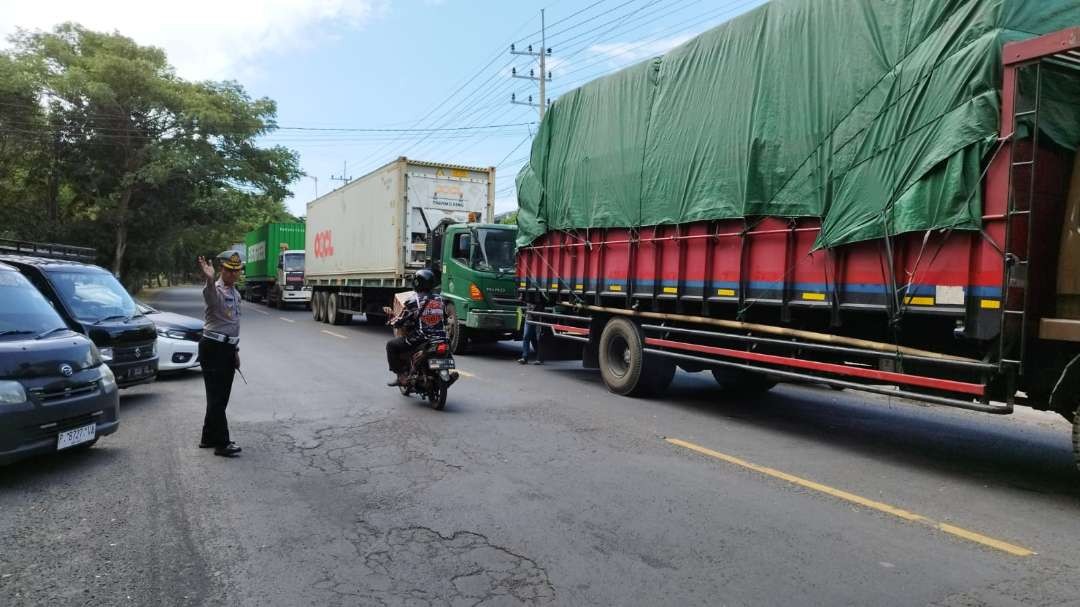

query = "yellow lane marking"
(321, 330), (348, 339)
(279, 317), (295, 323)
(666, 438), (1035, 557)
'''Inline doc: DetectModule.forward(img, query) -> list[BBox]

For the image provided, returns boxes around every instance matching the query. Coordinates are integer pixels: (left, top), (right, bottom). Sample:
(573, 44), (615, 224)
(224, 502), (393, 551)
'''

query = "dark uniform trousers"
(386, 336), (413, 374)
(200, 339), (236, 446)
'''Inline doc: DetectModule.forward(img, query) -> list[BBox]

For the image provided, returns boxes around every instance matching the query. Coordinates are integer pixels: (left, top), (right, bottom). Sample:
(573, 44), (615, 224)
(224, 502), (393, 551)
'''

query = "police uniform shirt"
(203, 278), (241, 337)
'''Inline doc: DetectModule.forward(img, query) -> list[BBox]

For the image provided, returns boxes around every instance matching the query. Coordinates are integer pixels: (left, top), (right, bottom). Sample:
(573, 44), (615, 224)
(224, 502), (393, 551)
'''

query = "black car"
(0, 262), (120, 465)
(0, 255), (159, 388)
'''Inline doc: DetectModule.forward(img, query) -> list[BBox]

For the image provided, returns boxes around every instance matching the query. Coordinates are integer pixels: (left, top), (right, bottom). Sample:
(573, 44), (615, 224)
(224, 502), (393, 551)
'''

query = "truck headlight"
(0, 380), (28, 405)
(99, 347), (114, 362)
(99, 366), (117, 393)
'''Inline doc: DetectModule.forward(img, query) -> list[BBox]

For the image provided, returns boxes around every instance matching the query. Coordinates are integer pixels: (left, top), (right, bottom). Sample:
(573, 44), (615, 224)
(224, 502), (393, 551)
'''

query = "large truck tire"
(312, 291), (323, 322)
(1073, 401), (1079, 474)
(445, 303), (468, 354)
(319, 292), (332, 324)
(328, 293), (341, 325)
(598, 317), (673, 397)
(711, 368), (777, 396)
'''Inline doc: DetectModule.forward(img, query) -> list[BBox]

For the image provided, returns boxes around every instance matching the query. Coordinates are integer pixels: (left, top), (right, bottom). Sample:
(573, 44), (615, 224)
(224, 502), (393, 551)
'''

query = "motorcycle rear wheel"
(428, 380), (447, 410)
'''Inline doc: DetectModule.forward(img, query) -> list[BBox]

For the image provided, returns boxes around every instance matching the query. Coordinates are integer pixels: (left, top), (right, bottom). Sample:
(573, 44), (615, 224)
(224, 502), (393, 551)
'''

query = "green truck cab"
(428, 220), (520, 353)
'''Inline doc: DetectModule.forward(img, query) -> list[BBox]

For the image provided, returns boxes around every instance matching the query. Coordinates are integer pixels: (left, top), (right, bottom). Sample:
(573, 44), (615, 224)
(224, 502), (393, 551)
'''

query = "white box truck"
(305, 157), (501, 329)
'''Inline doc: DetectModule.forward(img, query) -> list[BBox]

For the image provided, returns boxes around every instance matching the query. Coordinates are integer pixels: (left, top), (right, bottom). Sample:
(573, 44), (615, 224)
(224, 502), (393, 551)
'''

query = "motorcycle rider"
(386, 269), (447, 386)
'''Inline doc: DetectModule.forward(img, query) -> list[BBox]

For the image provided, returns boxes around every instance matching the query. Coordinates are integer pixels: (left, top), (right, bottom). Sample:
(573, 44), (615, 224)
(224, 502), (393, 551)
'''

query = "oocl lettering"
(313, 230), (335, 258)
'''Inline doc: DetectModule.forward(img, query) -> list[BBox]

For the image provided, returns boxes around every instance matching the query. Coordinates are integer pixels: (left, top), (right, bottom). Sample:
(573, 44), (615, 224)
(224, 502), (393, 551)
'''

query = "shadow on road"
(0, 442), (126, 487)
(546, 364), (1080, 500)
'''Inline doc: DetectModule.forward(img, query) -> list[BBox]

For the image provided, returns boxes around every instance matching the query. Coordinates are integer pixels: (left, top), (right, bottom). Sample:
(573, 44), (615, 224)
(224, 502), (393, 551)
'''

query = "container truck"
(243, 223), (310, 309)
(516, 2), (1080, 471)
(305, 158), (520, 352)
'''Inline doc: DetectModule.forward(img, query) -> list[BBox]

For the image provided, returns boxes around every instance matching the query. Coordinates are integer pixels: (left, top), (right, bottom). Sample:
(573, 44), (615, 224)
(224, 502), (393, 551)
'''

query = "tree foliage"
(0, 24), (301, 287)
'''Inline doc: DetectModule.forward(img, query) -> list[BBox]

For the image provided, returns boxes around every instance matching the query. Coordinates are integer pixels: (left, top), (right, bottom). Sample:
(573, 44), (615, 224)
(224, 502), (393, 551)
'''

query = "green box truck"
(243, 223), (310, 309)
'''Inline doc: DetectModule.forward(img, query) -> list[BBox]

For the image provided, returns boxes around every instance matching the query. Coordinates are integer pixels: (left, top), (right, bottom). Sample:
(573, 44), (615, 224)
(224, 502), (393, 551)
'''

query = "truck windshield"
(0, 271), (69, 337)
(473, 229), (516, 274)
(283, 253), (305, 273)
(45, 270), (138, 324)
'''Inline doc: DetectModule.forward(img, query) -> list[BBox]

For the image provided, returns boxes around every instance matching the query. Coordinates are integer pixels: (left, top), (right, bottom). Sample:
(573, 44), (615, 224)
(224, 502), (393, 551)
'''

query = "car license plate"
(57, 423), (96, 450)
(127, 365), (150, 380)
(428, 358), (455, 370)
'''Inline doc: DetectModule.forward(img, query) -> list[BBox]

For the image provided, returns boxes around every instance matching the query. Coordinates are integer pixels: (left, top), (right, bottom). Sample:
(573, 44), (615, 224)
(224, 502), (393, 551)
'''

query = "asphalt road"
(3, 286), (1079, 606)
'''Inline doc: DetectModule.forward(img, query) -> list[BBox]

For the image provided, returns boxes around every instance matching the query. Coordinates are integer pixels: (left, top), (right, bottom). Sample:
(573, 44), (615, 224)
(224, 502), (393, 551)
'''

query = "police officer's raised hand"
(197, 256), (215, 282)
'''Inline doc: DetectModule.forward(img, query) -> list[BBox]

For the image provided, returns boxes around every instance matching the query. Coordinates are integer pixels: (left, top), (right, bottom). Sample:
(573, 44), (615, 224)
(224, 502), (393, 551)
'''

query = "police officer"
(197, 251), (243, 457)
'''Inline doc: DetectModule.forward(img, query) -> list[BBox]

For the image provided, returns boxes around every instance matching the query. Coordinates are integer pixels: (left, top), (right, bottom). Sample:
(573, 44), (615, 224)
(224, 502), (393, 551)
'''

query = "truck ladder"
(998, 61), (1043, 374)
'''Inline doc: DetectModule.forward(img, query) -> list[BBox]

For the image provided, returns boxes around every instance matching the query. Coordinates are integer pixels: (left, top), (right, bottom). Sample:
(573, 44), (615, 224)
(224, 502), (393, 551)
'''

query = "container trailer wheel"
(599, 318), (674, 397)
(312, 291), (324, 322)
(328, 294), (342, 325)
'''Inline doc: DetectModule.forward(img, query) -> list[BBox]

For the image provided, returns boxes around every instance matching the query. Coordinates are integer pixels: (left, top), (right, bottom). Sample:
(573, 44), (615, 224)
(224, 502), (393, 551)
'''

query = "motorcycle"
(398, 338), (459, 410)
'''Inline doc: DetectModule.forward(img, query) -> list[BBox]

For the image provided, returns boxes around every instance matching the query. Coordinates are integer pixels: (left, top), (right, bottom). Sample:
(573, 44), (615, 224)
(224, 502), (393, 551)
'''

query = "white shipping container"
(305, 158), (494, 282)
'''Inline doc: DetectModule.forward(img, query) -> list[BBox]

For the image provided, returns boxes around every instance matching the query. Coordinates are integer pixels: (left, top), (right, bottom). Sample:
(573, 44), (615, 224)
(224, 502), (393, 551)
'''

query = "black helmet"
(414, 269), (436, 292)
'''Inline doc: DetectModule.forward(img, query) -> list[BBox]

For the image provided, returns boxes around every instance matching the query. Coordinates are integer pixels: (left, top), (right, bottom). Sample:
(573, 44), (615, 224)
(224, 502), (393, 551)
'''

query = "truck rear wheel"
(316, 292), (328, 322)
(445, 303), (468, 354)
(1072, 401), (1079, 474)
(312, 292), (323, 321)
(598, 318), (674, 397)
(328, 294), (340, 325)
(711, 368), (777, 396)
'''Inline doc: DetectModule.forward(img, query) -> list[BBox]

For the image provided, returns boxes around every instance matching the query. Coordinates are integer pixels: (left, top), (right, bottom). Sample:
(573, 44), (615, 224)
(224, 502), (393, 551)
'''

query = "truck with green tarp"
(516, 0), (1080, 472)
(243, 223), (310, 308)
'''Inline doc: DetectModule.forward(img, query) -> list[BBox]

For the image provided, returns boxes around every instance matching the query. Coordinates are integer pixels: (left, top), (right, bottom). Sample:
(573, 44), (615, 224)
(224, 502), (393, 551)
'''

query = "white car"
(136, 301), (203, 373)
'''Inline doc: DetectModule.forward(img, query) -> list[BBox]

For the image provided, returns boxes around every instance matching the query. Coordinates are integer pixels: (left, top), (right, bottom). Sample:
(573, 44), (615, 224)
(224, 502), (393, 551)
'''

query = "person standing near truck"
(197, 252), (243, 457)
(517, 301), (544, 365)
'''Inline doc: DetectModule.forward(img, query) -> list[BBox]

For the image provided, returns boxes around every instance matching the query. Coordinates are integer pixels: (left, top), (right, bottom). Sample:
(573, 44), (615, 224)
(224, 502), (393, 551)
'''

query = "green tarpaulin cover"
(515, 0), (1080, 248)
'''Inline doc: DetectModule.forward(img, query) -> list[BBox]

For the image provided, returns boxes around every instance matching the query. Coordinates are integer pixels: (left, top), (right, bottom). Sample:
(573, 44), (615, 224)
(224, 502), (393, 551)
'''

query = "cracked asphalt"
(3, 286), (1080, 606)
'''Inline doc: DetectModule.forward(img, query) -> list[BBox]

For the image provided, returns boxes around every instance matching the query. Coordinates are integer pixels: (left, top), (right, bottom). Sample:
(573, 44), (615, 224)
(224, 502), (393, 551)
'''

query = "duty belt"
(202, 330), (239, 345)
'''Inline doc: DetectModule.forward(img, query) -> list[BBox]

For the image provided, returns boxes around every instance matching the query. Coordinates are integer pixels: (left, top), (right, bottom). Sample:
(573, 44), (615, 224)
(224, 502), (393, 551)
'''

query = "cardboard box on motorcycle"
(384, 290), (417, 338)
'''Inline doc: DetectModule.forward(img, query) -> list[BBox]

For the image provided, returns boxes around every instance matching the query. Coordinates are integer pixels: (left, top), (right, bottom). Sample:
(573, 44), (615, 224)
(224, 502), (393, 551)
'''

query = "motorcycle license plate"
(428, 358), (455, 370)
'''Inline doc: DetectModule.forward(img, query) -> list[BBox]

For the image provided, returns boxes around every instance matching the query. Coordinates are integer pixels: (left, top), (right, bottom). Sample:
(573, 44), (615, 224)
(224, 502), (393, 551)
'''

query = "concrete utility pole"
(510, 9), (553, 120)
(330, 162), (352, 189)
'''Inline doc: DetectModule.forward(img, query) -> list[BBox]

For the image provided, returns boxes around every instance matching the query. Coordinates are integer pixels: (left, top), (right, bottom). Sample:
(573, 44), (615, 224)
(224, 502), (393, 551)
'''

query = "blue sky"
(2, 0), (769, 216)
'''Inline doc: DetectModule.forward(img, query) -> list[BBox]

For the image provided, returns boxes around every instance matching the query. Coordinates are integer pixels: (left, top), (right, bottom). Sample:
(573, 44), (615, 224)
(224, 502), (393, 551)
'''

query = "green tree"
(0, 24), (301, 285)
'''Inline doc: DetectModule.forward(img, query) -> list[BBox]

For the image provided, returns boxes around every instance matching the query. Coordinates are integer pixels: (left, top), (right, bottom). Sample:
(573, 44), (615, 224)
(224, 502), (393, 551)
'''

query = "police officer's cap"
(217, 251), (244, 271)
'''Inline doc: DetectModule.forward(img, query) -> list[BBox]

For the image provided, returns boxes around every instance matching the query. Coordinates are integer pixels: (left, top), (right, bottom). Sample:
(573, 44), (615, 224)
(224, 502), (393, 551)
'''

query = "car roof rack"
(0, 238), (97, 262)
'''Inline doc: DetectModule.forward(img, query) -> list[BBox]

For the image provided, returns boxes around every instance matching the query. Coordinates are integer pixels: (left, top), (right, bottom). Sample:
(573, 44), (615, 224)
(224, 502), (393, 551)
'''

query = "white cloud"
(0, 0), (383, 82)
(588, 34), (695, 67)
